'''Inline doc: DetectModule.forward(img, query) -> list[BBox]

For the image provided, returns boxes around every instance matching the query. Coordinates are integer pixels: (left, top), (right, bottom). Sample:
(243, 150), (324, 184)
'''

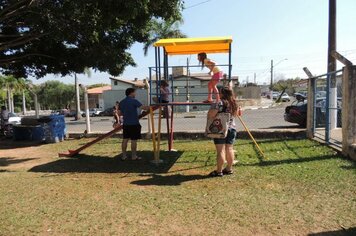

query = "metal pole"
(75, 73), (81, 120)
(145, 77), (151, 135)
(158, 47), (162, 99)
(270, 59), (274, 99)
(270, 60), (274, 89)
(228, 43), (232, 81)
(325, 75), (331, 143)
(186, 57), (190, 113)
(155, 48), (159, 99)
(81, 85), (91, 134)
(312, 78), (317, 135)
(328, 0), (337, 130)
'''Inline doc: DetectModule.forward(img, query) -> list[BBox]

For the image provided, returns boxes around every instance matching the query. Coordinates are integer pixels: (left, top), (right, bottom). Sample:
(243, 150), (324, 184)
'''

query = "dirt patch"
(0, 140), (54, 171)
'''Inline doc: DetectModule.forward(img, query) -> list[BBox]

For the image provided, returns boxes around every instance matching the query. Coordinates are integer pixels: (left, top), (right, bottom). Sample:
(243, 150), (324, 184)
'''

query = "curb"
(68, 129), (306, 140)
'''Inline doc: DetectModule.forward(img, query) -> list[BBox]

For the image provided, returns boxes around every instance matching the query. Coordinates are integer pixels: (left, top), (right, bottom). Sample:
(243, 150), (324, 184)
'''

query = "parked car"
(284, 100), (308, 127)
(8, 112), (21, 125)
(99, 107), (115, 117)
(89, 108), (103, 117)
(67, 110), (85, 117)
(284, 97), (342, 128)
(281, 93), (291, 102)
(272, 92), (280, 100)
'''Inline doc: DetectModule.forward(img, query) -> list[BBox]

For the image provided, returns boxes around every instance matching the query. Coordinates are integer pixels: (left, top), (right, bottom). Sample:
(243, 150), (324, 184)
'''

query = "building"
(110, 77), (145, 90)
(87, 86), (111, 109)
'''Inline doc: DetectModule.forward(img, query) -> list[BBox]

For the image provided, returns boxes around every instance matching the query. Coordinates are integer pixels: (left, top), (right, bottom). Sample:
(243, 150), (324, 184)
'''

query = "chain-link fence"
(63, 87), (301, 135)
(312, 70), (343, 147)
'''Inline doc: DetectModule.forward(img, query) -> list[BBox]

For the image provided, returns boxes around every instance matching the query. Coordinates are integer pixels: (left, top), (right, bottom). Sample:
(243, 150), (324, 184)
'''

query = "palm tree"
(0, 75), (21, 112)
(16, 78), (30, 115)
(75, 67), (91, 120)
(143, 18), (186, 56)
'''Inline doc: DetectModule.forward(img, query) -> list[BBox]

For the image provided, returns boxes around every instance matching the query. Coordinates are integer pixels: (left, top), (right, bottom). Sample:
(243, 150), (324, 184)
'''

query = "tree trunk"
(11, 90), (14, 113)
(75, 73), (81, 120)
(22, 90), (26, 115)
(6, 88), (11, 111)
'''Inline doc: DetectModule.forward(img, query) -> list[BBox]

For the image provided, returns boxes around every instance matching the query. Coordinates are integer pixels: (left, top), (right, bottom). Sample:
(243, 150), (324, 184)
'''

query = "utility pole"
(270, 60), (274, 90)
(254, 73), (257, 84)
(75, 73), (81, 120)
(328, 0), (337, 130)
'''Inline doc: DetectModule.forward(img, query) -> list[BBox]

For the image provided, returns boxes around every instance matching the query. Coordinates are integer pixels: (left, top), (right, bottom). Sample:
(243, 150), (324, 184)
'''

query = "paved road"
(65, 104), (299, 134)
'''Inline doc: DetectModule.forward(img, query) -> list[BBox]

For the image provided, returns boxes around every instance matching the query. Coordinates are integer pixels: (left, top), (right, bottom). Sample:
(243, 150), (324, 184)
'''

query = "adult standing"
(118, 88), (148, 160)
(207, 87), (238, 177)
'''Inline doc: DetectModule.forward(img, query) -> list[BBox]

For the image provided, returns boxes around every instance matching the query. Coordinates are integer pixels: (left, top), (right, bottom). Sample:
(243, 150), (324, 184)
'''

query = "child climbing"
(198, 52), (223, 103)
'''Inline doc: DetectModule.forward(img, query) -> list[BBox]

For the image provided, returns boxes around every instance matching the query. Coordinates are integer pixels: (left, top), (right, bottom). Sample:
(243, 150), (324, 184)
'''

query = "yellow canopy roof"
(153, 36), (233, 55)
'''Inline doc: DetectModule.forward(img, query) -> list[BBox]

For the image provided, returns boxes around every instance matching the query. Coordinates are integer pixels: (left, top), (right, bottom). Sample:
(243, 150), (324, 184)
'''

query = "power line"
(185, 0), (213, 10)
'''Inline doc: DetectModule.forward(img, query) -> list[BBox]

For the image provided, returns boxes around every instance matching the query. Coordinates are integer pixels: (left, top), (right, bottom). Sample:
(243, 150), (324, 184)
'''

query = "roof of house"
(110, 77), (145, 88)
(87, 86), (111, 94)
(153, 36), (233, 55)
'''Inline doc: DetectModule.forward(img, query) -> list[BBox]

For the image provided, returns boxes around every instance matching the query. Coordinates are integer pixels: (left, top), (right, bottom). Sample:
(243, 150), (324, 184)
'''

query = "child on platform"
(198, 52), (223, 103)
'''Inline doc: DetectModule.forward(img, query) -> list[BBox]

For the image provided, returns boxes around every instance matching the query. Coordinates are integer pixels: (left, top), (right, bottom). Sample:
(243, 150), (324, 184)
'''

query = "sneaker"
(222, 168), (233, 175)
(131, 156), (142, 161)
(208, 170), (223, 177)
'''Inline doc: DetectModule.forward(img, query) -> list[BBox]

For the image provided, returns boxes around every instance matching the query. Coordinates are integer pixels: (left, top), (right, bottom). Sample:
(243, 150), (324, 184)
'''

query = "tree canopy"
(0, 0), (184, 78)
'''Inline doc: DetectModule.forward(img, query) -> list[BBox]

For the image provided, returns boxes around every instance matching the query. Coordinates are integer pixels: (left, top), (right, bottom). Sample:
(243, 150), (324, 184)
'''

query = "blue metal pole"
(155, 47), (159, 100)
(149, 67), (152, 105)
(312, 78), (317, 135)
(228, 43), (232, 81)
(158, 47), (162, 100)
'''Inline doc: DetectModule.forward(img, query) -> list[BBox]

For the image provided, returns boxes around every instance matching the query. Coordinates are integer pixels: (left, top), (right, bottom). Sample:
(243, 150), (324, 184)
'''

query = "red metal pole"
(169, 106), (174, 151)
(165, 106), (170, 151)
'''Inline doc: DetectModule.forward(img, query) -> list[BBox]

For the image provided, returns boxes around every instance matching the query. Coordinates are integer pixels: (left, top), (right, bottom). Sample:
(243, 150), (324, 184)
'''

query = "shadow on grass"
(29, 151), (183, 174)
(242, 154), (337, 167)
(0, 157), (37, 166)
(131, 174), (210, 186)
(0, 139), (43, 150)
(308, 227), (356, 236)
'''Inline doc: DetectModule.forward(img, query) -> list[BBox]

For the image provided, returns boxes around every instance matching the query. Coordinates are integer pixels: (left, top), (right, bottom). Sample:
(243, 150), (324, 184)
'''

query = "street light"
(270, 58), (288, 90)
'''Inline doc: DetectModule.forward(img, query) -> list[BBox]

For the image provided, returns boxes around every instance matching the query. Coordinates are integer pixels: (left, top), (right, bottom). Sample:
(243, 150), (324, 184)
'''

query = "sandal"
(222, 168), (234, 175)
(120, 155), (128, 161)
(131, 156), (142, 161)
(209, 170), (223, 177)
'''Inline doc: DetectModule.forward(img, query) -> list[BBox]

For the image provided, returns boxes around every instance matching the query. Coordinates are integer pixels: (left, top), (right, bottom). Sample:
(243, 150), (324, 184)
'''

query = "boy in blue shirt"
(118, 88), (149, 160)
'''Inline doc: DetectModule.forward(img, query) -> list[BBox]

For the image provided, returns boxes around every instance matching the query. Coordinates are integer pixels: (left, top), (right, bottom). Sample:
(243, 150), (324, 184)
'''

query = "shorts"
(214, 129), (237, 145)
(212, 71), (223, 82)
(123, 124), (142, 140)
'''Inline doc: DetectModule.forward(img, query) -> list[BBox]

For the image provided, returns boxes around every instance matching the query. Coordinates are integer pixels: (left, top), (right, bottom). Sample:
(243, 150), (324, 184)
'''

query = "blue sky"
(31, 0), (356, 85)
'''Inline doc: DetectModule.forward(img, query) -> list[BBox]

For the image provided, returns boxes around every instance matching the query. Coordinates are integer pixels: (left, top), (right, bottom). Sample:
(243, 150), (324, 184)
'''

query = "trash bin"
(13, 115), (66, 143)
(13, 125), (44, 141)
(41, 115), (66, 143)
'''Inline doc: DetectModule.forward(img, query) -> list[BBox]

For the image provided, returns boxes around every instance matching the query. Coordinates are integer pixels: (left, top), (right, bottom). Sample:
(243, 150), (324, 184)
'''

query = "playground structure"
(59, 36), (266, 161)
(149, 36), (265, 162)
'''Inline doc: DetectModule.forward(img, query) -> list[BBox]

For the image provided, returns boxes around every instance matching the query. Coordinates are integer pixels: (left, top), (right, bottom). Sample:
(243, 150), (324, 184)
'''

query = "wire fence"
(313, 70), (343, 147)
(62, 90), (301, 135)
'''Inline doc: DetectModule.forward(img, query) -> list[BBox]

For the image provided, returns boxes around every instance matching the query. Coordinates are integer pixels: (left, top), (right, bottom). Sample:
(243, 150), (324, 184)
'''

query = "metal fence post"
(325, 75), (331, 144)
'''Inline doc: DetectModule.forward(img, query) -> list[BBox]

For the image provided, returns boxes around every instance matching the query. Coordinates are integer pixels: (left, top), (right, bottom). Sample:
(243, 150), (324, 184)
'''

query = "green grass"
(0, 138), (355, 235)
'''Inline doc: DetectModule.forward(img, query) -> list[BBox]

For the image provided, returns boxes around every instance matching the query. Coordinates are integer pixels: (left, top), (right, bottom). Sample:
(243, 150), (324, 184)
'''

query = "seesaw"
(58, 106), (159, 157)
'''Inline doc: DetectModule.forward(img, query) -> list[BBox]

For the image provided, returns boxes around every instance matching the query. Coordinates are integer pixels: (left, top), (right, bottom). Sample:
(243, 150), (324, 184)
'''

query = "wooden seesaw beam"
(58, 106), (159, 158)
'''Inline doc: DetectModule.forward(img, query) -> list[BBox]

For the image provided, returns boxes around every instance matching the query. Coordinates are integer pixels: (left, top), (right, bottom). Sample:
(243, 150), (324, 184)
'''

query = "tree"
(272, 78), (301, 102)
(0, 75), (22, 112)
(35, 81), (76, 110)
(143, 18), (187, 56)
(0, 0), (184, 78)
(16, 78), (30, 114)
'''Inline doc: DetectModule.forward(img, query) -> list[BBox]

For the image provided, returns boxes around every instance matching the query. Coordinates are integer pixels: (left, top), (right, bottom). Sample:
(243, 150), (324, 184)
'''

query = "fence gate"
(312, 69), (343, 148)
